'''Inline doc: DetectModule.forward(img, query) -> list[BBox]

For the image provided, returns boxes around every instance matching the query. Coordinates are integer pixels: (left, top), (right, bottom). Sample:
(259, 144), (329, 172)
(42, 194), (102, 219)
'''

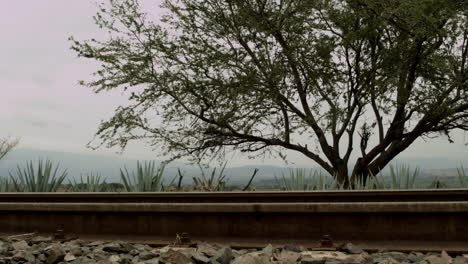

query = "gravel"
(0, 236), (465, 264)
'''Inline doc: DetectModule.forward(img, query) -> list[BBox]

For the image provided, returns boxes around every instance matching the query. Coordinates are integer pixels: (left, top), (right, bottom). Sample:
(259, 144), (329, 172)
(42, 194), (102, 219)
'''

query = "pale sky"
(1, 1), (467, 167)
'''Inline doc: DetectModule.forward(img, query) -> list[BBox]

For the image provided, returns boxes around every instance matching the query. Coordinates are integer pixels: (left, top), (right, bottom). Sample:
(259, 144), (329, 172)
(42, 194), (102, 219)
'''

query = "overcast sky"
(1, 1), (467, 167)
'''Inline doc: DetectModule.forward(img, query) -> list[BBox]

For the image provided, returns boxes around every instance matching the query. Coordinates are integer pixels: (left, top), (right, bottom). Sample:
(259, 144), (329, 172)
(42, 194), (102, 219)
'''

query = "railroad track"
(1, 189), (468, 203)
(1, 189), (467, 253)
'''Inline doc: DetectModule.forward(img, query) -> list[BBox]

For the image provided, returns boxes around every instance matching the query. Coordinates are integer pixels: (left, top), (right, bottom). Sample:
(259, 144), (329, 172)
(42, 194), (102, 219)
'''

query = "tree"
(0, 137), (20, 161)
(71, 0), (467, 187)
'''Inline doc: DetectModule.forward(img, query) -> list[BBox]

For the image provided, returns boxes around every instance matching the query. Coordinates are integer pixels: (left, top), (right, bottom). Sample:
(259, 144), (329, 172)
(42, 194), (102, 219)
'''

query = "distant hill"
(0, 148), (466, 187)
(0, 148), (293, 185)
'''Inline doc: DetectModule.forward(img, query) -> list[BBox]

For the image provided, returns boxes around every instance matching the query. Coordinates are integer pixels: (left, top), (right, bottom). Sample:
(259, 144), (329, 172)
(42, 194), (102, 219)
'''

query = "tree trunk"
(334, 163), (350, 189)
(350, 158), (370, 187)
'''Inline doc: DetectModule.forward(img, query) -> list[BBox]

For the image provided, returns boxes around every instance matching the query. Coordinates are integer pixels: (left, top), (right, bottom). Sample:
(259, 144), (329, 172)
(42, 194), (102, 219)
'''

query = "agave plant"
(387, 164), (419, 189)
(69, 172), (107, 192)
(457, 166), (468, 188)
(427, 177), (449, 189)
(275, 168), (334, 191)
(0, 176), (13, 192)
(120, 161), (166, 192)
(347, 171), (386, 190)
(9, 159), (68, 192)
(192, 162), (228, 191)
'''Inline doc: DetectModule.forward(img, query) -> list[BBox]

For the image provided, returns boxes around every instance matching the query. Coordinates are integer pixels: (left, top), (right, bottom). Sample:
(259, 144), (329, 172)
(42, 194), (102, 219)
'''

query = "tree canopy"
(0, 137), (19, 161)
(71, 0), (468, 186)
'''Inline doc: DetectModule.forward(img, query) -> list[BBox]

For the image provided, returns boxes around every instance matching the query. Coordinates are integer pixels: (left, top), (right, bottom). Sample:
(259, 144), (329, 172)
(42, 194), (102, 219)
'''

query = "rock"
(12, 240), (30, 250)
(282, 244), (302, 253)
(300, 251), (351, 264)
(70, 247), (84, 256)
(97, 260), (114, 264)
(31, 235), (53, 244)
(452, 256), (466, 264)
(46, 244), (66, 264)
(372, 252), (408, 263)
(109, 254), (121, 262)
(213, 247), (234, 264)
(160, 249), (194, 264)
(12, 250), (35, 262)
(232, 252), (271, 264)
(273, 249), (301, 263)
(192, 251), (210, 263)
(376, 259), (400, 264)
(0, 241), (5, 254)
(158, 246), (195, 257)
(134, 243), (152, 252)
(38, 253), (47, 262)
(139, 251), (160, 260)
(343, 242), (364, 254)
(103, 245), (131, 254)
(129, 248), (140, 256)
(408, 252), (426, 263)
(197, 242), (220, 257)
(102, 242), (121, 248)
(88, 241), (105, 246)
(64, 252), (77, 262)
(262, 244), (273, 258)
(144, 258), (161, 264)
(441, 251), (453, 264)
(425, 254), (452, 264)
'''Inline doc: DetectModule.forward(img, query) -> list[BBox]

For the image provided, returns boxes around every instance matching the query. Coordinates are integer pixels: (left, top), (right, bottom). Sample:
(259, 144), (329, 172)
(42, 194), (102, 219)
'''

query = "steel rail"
(1, 190), (468, 253)
(1, 189), (468, 203)
(1, 201), (468, 213)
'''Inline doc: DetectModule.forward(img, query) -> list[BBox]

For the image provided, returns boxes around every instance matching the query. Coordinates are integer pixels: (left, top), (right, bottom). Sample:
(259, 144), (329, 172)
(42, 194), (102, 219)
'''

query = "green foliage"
(192, 162), (228, 191)
(0, 176), (13, 192)
(457, 166), (468, 188)
(388, 164), (419, 189)
(0, 137), (20, 161)
(69, 173), (107, 192)
(120, 161), (165, 192)
(101, 182), (125, 192)
(275, 165), (421, 191)
(427, 177), (449, 189)
(71, 0), (468, 187)
(275, 169), (334, 191)
(348, 172), (386, 190)
(9, 159), (67, 192)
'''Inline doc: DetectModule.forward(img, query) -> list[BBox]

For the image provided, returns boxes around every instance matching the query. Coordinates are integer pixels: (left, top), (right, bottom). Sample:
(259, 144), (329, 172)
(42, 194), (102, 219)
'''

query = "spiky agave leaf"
(9, 159), (67, 192)
(0, 176), (12, 192)
(120, 161), (165, 192)
(193, 162), (228, 191)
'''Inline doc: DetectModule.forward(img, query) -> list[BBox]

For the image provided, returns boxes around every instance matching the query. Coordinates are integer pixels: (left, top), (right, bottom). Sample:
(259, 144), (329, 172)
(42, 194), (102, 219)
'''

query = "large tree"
(71, 0), (467, 187)
(0, 137), (20, 162)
